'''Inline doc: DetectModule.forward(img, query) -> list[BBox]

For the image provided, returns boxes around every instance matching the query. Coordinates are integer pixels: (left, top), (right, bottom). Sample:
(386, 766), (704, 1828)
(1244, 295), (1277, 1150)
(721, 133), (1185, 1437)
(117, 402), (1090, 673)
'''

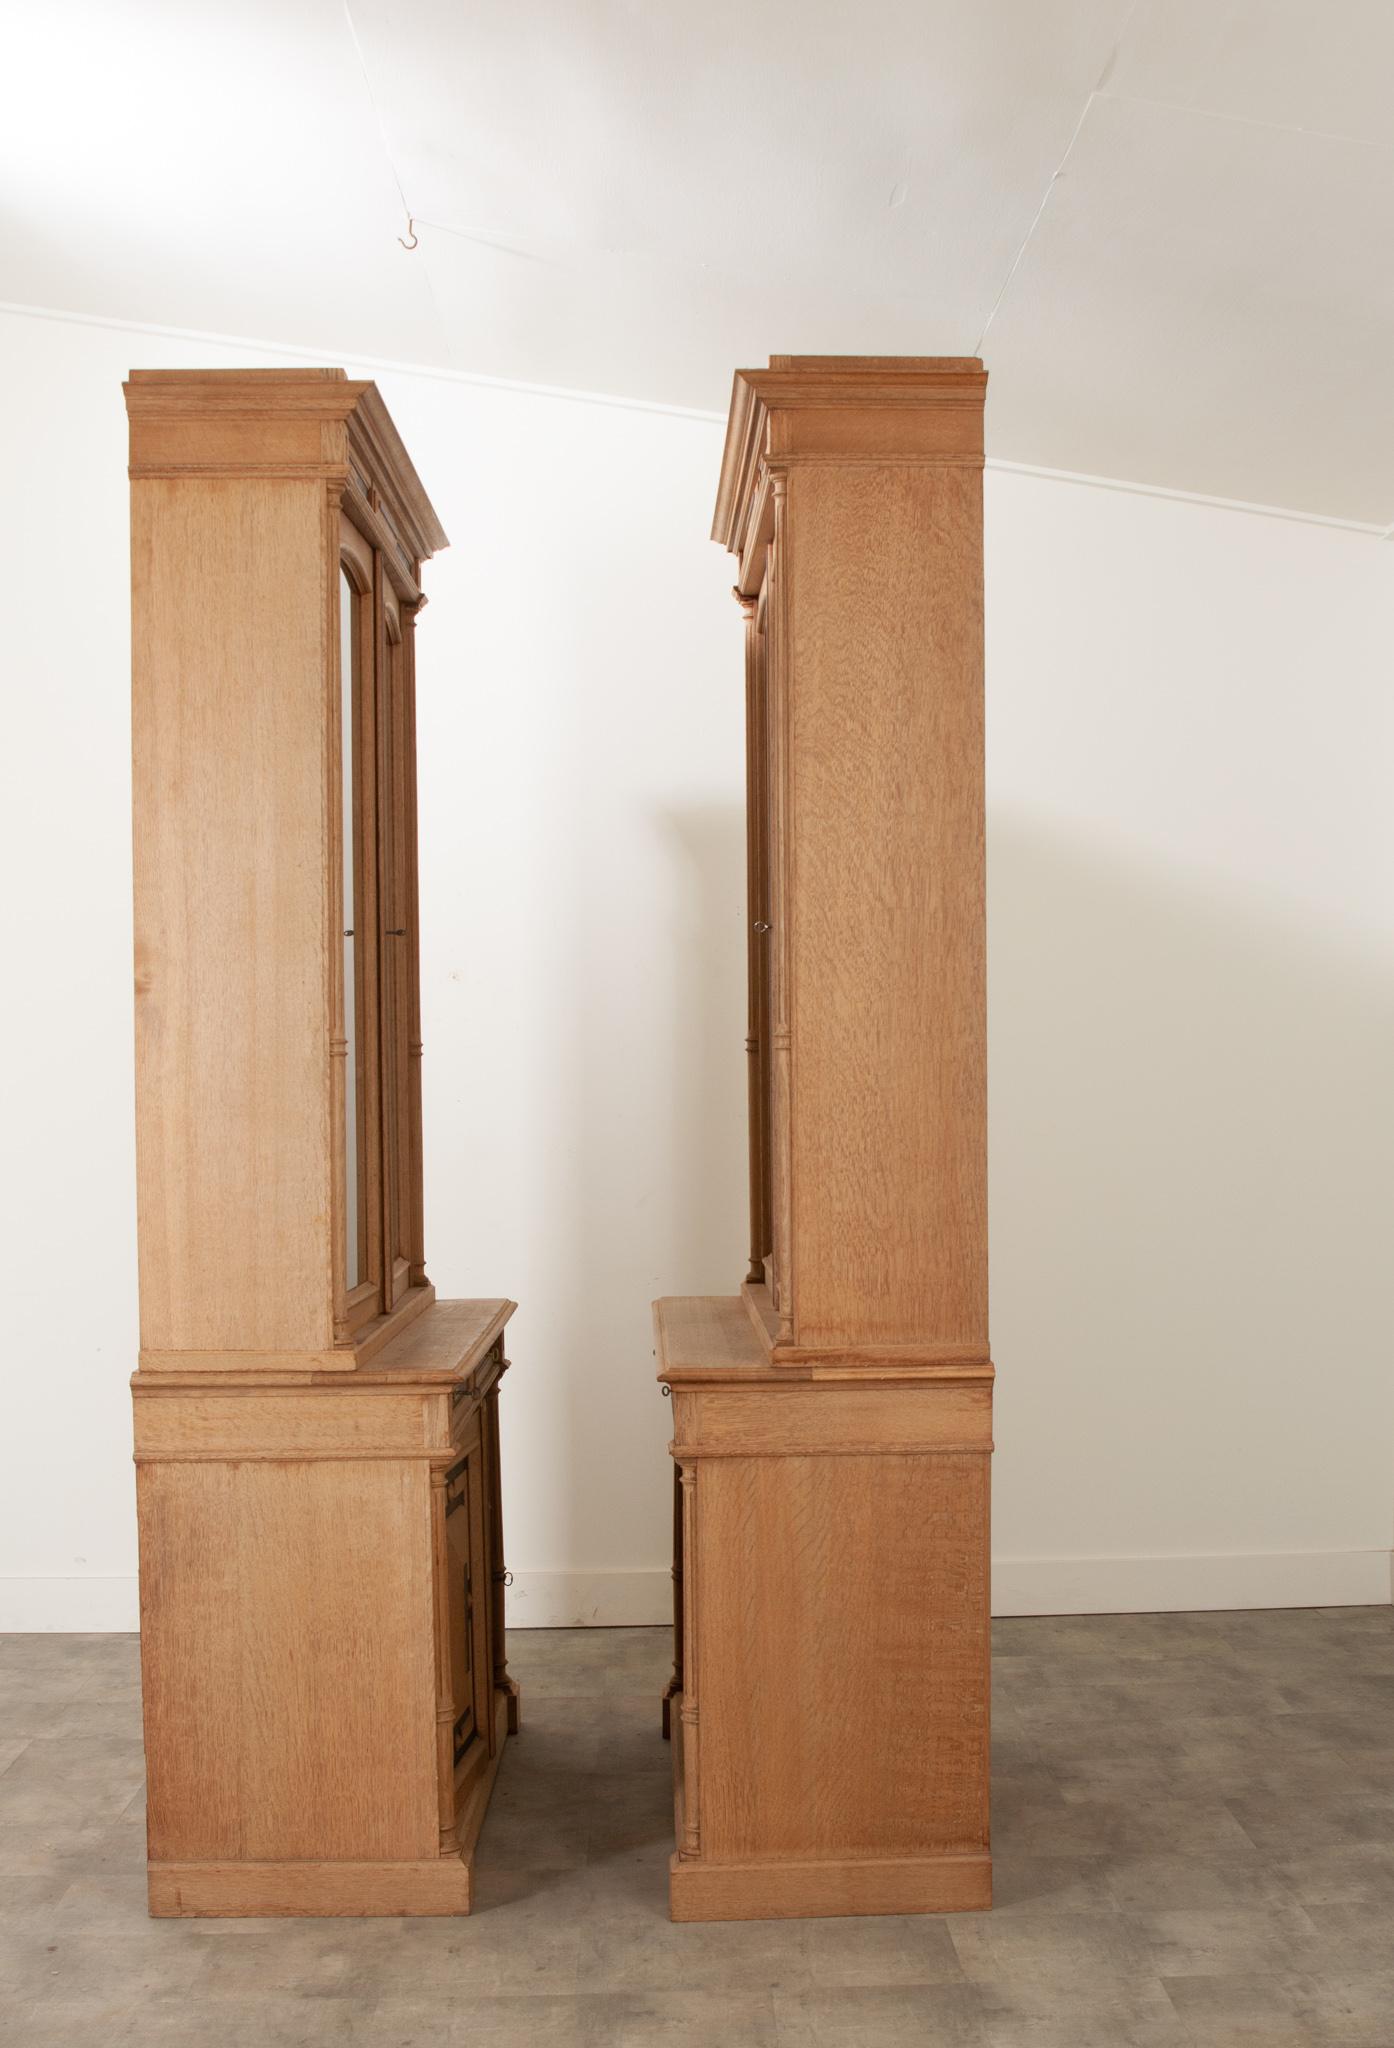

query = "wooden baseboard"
(148, 1854), (473, 1918)
(668, 1850), (992, 1922)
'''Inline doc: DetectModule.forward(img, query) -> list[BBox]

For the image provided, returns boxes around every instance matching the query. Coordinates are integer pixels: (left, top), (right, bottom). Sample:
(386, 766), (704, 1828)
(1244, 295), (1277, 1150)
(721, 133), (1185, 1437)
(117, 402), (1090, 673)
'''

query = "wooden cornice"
(712, 355), (988, 585)
(124, 367), (449, 563)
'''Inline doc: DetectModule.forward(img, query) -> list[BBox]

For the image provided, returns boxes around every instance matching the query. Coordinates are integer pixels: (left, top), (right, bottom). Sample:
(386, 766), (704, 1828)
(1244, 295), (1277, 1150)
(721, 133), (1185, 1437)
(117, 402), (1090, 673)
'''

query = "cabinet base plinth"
(148, 1855), (475, 1918)
(668, 1851), (992, 1923)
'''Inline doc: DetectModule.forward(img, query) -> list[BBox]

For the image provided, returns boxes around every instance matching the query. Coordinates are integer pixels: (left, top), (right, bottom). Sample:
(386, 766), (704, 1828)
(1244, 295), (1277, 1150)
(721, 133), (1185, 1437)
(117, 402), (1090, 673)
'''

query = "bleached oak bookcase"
(656, 356), (993, 1923)
(126, 368), (518, 1918)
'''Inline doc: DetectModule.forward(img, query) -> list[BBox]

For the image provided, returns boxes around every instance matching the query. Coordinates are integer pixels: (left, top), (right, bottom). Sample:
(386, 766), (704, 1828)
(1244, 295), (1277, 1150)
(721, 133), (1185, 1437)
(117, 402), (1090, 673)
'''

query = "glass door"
(336, 518), (384, 1336)
(335, 507), (426, 1341)
(377, 586), (412, 1311)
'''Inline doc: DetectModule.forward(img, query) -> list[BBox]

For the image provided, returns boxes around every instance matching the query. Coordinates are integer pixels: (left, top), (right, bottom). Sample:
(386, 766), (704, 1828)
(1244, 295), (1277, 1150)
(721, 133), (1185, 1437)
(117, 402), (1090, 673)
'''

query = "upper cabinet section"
(711, 357), (991, 1365)
(127, 370), (447, 1373)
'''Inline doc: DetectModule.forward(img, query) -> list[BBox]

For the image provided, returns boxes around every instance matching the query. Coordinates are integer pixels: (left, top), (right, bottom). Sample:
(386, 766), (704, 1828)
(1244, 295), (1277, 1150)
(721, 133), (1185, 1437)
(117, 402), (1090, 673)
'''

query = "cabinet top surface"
(131, 1300), (516, 1393)
(654, 1297), (994, 1387)
(364, 1298), (516, 1383)
(123, 366), (448, 559)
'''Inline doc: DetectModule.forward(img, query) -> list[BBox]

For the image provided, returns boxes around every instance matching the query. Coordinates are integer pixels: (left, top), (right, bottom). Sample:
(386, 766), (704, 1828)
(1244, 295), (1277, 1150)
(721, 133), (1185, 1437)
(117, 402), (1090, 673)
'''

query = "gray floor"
(1, 1612), (1393, 2045)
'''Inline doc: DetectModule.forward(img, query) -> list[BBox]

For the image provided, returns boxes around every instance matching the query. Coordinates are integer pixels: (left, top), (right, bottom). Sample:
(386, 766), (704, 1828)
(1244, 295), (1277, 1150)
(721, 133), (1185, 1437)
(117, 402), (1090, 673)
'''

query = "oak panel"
(696, 1451), (990, 1863)
(786, 459), (987, 1351)
(139, 1457), (439, 1862)
(132, 478), (333, 1355)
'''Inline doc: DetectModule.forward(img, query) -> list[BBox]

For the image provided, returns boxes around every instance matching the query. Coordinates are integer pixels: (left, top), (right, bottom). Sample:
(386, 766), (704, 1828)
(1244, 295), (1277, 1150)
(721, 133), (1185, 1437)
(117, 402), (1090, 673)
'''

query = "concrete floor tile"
(366, 1991), (587, 2045)
(576, 1875), (812, 1995)
(36, 1698), (145, 1742)
(0, 1736), (146, 1827)
(593, 1693), (675, 1775)
(999, 1793), (1261, 1860)
(986, 1852), (1115, 1914)
(1161, 1972), (1320, 2046)
(1, 1920), (215, 2008)
(1134, 1903), (1326, 1978)
(797, 1910), (965, 1988)
(1270, 1843), (1394, 1907)
(477, 1777), (598, 1869)
(983, 2011), (1190, 2047)
(1100, 1851), (1297, 1912)
(1287, 1965), (1394, 2041)
(950, 1907), (1157, 1992)
(0, 1668), (90, 1712)
(0, 1823), (119, 1878)
(108, 1992), (381, 2045)
(973, 1971), (1184, 2028)
(773, 1983), (989, 2045)
(1226, 1790), (1394, 1856)
(580, 1988), (779, 2047)
(388, 1869), (584, 1995)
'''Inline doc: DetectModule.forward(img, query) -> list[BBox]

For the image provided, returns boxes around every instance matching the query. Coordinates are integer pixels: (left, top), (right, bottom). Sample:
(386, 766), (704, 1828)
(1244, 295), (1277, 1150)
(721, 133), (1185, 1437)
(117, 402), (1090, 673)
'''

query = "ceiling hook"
(398, 217), (419, 252)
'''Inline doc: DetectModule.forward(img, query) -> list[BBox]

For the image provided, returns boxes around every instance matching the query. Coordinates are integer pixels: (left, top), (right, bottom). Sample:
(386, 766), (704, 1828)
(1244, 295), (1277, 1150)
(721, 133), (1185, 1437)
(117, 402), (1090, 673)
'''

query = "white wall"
(0, 303), (1389, 1628)
(986, 469), (1394, 1613)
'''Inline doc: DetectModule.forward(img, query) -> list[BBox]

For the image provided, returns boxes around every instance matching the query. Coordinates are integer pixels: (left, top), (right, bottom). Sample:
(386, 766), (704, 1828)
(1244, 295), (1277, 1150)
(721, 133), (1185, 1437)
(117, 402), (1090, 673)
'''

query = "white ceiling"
(4, 0), (1393, 523)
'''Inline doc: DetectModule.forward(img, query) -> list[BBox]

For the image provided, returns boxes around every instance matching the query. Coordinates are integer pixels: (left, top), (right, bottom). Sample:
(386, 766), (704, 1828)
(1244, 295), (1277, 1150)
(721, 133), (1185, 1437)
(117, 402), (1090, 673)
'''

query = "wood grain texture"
(785, 458), (986, 1351)
(139, 1457), (440, 1863)
(697, 1449), (989, 1862)
(132, 478), (334, 1354)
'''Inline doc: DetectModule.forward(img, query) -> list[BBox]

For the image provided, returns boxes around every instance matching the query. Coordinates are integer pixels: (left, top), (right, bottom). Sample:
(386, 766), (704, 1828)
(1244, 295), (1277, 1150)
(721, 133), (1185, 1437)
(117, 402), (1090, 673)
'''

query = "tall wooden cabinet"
(126, 368), (518, 1917)
(656, 357), (993, 1923)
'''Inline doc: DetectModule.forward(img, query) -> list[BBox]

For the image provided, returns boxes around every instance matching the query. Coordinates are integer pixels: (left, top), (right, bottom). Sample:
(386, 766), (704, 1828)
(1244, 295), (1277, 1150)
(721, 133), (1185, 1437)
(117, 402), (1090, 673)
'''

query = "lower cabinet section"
(657, 1295), (993, 1923)
(132, 1301), (518, 1918)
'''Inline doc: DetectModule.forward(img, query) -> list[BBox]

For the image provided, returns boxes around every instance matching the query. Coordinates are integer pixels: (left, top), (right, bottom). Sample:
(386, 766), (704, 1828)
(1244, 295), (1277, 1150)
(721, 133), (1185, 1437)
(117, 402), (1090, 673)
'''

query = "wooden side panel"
(131, 478), (334, 1354)
(785, 461), (986, 1352)
(138, 1457), (438, 1862)
(696, 1449), (989, 1862)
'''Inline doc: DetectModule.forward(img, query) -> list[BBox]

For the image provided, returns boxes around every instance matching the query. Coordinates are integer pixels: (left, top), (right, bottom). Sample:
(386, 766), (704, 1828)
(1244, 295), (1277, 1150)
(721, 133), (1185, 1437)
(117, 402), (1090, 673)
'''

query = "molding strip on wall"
(992, 1548), (1394, 1617)
(3, 1552), (1388, 1632)
(0, 300), (1386, 535)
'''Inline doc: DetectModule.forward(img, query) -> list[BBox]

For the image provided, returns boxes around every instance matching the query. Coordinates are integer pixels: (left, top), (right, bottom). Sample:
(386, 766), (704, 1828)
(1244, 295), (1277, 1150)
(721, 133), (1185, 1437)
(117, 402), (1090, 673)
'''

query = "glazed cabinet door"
(761, 515), (794, 1340)
(334, 507), (426, 1342)
(336, 516), (384, 1336)
(377, 577), (413, 1312)
(744, 595), (772, 1291)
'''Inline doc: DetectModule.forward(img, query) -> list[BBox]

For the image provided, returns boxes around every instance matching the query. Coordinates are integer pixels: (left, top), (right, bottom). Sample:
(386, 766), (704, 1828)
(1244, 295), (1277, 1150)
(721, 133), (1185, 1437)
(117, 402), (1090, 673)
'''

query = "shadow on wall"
(548, 798), (748, 1588)
(987, 810), (1394, 1565)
